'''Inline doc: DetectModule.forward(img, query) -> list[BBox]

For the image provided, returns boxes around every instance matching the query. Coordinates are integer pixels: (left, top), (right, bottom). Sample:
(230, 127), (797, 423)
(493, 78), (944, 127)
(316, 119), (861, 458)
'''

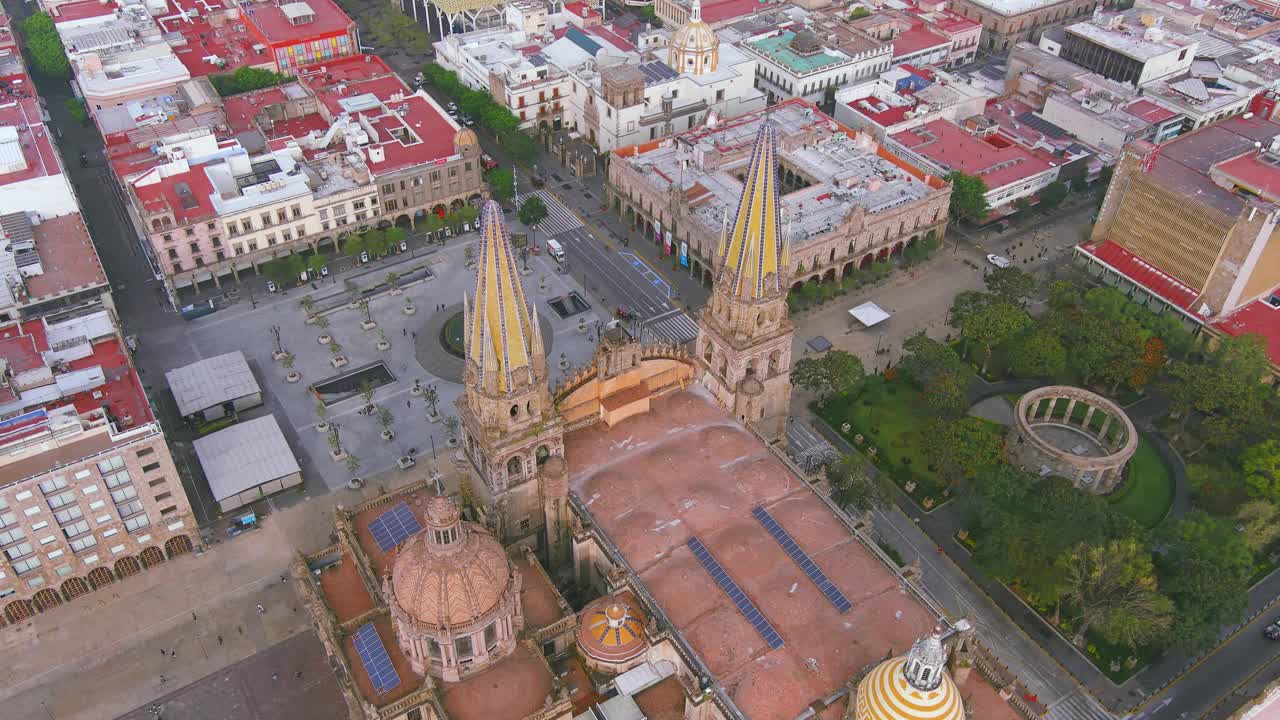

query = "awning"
(848, 302), (890, 327)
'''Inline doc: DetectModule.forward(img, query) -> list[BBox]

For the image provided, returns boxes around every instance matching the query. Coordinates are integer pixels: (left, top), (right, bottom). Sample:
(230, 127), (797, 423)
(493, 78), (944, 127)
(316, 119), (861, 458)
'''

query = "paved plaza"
(133, 234), (602, 502)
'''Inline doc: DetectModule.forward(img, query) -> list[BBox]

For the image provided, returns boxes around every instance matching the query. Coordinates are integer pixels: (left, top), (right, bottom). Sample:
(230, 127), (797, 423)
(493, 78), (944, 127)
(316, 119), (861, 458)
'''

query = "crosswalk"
(1043, 690), (1115, 720)
(643, 308), (701, 344)
(531, 190), (582, 236)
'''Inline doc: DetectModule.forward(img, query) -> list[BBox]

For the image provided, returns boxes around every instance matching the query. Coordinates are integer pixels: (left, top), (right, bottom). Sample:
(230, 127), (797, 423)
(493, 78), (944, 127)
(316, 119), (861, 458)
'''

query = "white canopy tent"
(848, 302), (891, 328)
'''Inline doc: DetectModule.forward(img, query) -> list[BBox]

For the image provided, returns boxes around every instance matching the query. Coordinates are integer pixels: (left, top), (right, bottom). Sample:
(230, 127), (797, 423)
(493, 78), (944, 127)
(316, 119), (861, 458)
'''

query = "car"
(615, 305), (634, 320)
(481, 154), (498, 171)
(447, 102), (458, 111)
(1266, 620), (1280, 641)
(447, 109), (460, 118)
(986, 254), (1011, 269)
(462, 115), (476, 126)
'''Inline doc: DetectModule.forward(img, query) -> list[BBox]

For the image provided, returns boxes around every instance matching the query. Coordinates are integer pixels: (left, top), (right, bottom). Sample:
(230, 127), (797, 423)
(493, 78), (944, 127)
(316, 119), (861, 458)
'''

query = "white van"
(546, 239), (566, 263)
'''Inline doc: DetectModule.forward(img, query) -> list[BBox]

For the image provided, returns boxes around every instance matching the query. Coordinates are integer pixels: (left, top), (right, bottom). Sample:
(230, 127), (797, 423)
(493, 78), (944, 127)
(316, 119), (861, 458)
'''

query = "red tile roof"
(158, 0), (266, 77)
(50, 0), (117, 23)
(892, 119), (1056, 192)
(1213, 151), (1280, 203)
(1126, 99), (1178, 124)
(1213, 292), (1280, 365)
(0, 72), (62, 188)
(131, 163), (219, 225)
(700, 0), (783, 23)
(891, 23), (949, 56)
(565, 1), (600, 19)
(1078, 240), (1204, 313)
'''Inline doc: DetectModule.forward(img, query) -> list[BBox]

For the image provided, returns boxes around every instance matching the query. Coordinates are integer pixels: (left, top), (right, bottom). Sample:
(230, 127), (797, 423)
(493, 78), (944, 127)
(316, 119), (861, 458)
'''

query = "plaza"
(137, 232), (603, 502)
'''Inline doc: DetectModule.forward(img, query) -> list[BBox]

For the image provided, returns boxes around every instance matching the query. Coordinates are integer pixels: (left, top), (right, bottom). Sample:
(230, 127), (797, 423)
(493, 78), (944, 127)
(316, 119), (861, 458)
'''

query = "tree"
(305, 253), (329, 277)
(343, 234), (368, 260)
(1008, 331), (1067, 380)
(359, 380), (376, 407)
(1157, 511), (1251, 649)
(1058, 539), (1173, 649)
(422, 384), (440, 417)
(925, 417), (1004, 482)
(487, 168), (514, 202)
(1235, 499), (1280, 552)
(443, 414), (460, 443)
(20, 14), (71, 81)
(1164, 334), (1271, 447)
(922, 372), (968, 420)
(265, 255), (304, 287)
(519, 195), (548, 228)
(460, 205), (480, 229)
(943, 171), (990, 223)
(948, 290), (991, 334)
(1038, 180), (1070, 213)
(899, 333), (966, 389)
(791, 350), (866, 400)
(984, 266), (1036, 306)
(345, 454), (361, 475)
(824, 456), (891, 514)
(961, 301), (1030, 372)
(1242, 439), (1280, 504)
(383, 226), (406, 250)
(376, 405), (394, 433)
(298, 294), (316, 318)
(848, 6), (872, 18)
(364, 228), (389, 258)
(210, 66), (288, 96)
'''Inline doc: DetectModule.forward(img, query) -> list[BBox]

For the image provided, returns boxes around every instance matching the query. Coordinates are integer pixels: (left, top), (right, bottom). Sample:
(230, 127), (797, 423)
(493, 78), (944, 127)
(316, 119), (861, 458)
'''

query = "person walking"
(217, 634), (223, 646)
(256, 604), (265, 614)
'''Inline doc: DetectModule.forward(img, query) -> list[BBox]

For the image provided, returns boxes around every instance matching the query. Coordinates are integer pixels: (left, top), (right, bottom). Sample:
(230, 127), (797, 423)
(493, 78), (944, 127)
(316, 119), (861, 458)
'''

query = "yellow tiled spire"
(716, 122), (785, 301)
(466, 200), (537, 393)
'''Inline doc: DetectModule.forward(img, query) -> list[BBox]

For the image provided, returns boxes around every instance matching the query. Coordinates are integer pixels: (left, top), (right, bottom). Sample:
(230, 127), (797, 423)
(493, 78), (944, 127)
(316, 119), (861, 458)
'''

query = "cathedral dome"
(669, 0), (719, 75)
(389, 497), (513, 629)
(454, 127), (480, 148)
(854, 631), (963, 720)
(577, 595), (648, 672)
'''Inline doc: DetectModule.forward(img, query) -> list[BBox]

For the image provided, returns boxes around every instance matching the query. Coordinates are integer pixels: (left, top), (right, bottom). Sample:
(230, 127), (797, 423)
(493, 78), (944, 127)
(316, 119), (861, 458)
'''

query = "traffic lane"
(1147, 613), (1280, 720)
(556, 226), (673, 318)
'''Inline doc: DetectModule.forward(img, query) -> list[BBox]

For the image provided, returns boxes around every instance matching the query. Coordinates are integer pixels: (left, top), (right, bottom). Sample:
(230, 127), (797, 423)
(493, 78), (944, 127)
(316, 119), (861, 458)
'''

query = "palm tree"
(298, 294), (316, 318)
(422, 384), (440, 417)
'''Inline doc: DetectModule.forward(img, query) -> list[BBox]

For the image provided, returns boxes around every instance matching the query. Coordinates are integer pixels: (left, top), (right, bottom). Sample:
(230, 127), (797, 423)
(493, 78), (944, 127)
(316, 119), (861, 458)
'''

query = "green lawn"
(817, 381), (1003, 504)
(1107, 440), (1174, 528)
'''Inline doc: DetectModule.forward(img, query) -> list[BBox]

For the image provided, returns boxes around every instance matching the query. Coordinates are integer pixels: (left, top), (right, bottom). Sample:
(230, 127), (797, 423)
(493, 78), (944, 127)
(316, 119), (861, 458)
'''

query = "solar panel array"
(353, 622), (401, 694)
(638, 61), (679, 86)
(368, 502), (423, 552)
(752, 506), (853, 613)
(686, 536), (784, 649)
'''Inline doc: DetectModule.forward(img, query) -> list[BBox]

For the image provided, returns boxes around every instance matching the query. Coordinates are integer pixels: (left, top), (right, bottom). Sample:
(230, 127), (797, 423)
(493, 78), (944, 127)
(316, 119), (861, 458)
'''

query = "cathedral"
(294, 121), (1018, 720)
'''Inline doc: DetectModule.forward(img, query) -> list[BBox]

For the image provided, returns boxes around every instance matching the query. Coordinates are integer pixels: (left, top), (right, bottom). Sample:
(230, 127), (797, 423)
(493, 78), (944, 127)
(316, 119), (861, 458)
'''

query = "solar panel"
(752, 506), (853, 614)
(686, 536), (784, 649)
(368, 502), (423, 552)
(637, 61), (679, 86)
(353, 622), (401, 694)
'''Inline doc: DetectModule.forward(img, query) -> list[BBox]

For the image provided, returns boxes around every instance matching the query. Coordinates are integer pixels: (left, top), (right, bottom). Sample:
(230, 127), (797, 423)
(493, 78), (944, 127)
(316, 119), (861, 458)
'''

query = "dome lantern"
(904, 627), (949, 692)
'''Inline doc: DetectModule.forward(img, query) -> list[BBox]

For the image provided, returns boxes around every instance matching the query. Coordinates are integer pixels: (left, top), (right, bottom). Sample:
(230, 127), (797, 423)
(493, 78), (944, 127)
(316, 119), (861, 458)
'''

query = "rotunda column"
(1065, 398), (1078, 424)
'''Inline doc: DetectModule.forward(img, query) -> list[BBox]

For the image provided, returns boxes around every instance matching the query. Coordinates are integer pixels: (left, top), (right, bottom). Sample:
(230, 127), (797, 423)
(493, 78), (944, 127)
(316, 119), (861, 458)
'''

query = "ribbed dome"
(669, 0), (719, 74)
(672, 19), (718, 54)
(855, 656), (963, 720)
(454, 127), (480, 147)
(389, 518), (512, 628)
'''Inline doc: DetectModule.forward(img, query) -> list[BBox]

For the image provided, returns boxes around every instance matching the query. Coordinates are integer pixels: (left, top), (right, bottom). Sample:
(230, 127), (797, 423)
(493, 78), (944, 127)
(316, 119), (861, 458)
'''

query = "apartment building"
(0, 310), (196, 624)
(109, 55), (482, 296)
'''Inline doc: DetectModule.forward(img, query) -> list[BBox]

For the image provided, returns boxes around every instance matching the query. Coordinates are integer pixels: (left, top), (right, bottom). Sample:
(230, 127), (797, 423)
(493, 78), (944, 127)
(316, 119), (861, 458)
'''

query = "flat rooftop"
(1065, 15), (1195, 61)
(745, 31), (850, 73)
(893, 118), (1057, 191)
(242, 0), (353, 45)
(165, 349), (261, 417)
(23, 214), (109, 303)
(616, 99), (937, 250)
(157, 0), (265, 77)
(960, 0), (1077, 17)
(1137, 113), (1280, 216)
(565, 388), (943, 719)
(442, 644), (556, 720)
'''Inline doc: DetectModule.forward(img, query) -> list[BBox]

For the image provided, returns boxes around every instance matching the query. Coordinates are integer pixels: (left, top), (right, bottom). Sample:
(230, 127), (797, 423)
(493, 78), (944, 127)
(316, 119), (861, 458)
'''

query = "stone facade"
(0, 428), (197, 624)
(1007, 386), (1138, 494)
(950, 0), (1118, 51)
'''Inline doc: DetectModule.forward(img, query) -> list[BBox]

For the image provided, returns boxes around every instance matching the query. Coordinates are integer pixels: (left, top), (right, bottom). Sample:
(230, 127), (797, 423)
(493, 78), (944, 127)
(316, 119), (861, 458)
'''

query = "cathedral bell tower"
(695, 122), (794, 438)
(456, 201), (566, 555)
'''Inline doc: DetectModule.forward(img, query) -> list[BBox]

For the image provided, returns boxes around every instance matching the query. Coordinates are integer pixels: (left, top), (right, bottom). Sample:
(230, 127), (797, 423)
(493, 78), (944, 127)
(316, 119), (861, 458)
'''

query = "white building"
(1037, 73), (1184, 157)
(740, 28), (869, 105)
(1054, 10), (1198, 86)
(835, 65), (993, 140)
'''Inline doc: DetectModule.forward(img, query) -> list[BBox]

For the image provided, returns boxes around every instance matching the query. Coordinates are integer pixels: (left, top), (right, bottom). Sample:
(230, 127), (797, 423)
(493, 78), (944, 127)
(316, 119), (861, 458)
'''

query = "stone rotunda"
(385, 494), (524, 681)
(669, 0), (719, 75)
(576, 594), (649, 675)
(853, 629), (965, 720)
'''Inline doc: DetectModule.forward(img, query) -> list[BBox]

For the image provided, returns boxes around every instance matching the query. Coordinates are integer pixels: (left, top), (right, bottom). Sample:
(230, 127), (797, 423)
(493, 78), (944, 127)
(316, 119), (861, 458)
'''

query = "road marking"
(619, 251), (671, 298)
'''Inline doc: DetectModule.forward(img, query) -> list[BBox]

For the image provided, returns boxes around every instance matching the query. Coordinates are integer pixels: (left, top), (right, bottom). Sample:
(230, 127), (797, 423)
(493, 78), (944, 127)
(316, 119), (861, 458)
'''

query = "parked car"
(462, 115), (476, 127)
(481, 154), (498, 171)
(447, 101), (458, 111)
(1265, 619), (1280, 641)
(986, 254), (1011, 269)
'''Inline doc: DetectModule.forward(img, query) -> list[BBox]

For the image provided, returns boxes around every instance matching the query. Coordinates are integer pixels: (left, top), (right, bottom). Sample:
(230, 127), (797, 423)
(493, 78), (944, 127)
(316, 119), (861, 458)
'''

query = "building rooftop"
(21, 214), (110, 305)
(1214, 288), (1280, 364)
(1141, 72), (1257, 116)
(156, 0), (266, 77)
(617, 100), (938, 249)
(960, 0), (1081, 16)
(441, 644), (556, 720)
(893, 118), (1058, 191)
(683, 0), (786, 25)
(565, 388), (948, 719)
(1139, 113), (1280, 215)
(192, 414), (301, 504)
(1077, 239), (1203, 313)
(745, 30), (851, 74)
(891, 22), (951, 57)
(1065, 12), (1196, 62)
(164, 350), (261, 417)
(242, 0), (354, 45)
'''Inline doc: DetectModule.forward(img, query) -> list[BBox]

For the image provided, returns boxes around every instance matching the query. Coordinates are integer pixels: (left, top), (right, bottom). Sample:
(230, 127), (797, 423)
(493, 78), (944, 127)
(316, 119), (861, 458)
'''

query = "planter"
(403, 305), (417, 316)
(577, 323), (588, 334)
(305, 316), (319, 325)
(330, 449), (349, 463)
(285, 371), (302, 383)
(558, 357), (570, 370)
(361, 320), (378, 331)
(347, 477), (364, 490)
(381, 429), (395, 441)
(376, 340), (391, 351)
(272, 350), (289, 362)
(389, 288), (403, 296)
(317, 333), (332, 345)
(330, 355), (349, 369)
(446, 437), (459, 448)
(397, 455), (416, 469)
(426, 411), (441, 423)
(316, 421), (330, 433)
(410, 384), (424, 397)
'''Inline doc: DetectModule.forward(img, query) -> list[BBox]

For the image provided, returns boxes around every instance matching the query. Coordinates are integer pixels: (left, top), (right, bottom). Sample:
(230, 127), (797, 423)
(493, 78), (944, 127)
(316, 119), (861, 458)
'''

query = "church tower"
(456, 201), (566, 556)
(695, 122), (794, 438)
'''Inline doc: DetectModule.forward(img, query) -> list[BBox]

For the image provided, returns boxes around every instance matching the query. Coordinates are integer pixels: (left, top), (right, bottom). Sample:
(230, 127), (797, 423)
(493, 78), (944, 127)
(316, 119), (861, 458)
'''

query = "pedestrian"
(192, 611), (197, 621)
(160, 675), (167, 684)
(281, 574), (287, 584)
(406, 400), (411, 408)
(402, 328), (407, 337)
(160, 649), (165, 657)
(411, 331), (417, 340)
(172, 651), (177, 660)
(295, 671), (303, 680)
(237, 625), (243, 634)
(217, 634), (223, 646)
(257, 604), (265, 614)
(272, 672), (278, 681)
